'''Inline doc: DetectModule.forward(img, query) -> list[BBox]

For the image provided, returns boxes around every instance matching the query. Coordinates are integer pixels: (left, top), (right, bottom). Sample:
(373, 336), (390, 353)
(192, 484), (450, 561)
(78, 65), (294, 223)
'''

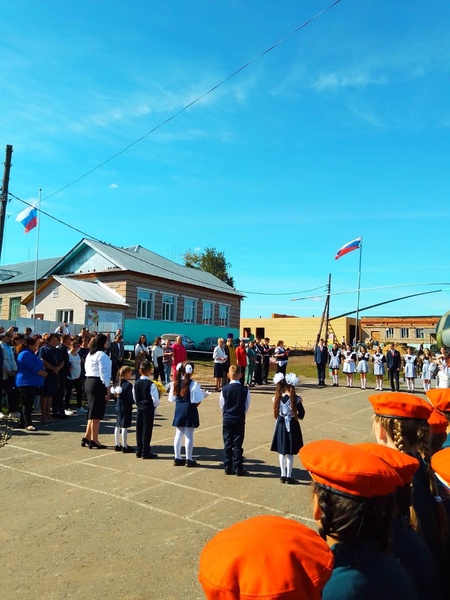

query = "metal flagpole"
(354, 237), (363, 345)
(32, 189), (42, 332)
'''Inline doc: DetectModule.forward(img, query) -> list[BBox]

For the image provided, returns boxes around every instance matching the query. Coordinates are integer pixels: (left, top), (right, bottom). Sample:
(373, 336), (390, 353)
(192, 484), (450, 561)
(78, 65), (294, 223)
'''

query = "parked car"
(197, 337), (219, 352)
(161, 333), (195, 351)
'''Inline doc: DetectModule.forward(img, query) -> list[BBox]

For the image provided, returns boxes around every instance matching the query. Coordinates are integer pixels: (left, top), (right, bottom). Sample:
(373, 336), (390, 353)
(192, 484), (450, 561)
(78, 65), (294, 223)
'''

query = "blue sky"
(1, 0), (449, 319)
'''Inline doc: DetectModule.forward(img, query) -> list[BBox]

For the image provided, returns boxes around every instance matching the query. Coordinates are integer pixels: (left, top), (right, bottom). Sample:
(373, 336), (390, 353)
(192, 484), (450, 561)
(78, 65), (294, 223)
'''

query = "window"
(0, 297), (2, 318)
(162, 294), (176, 321)
(57, 309), (74, 323)
(137, 289), (154, 319)
(9, 297), (21, 320)
(385, 328), (394, 339)
(183, 298), (196, 323)
(218, 304), (229, 327)
(415, 328), (424, 339)
(400, 328), (409, 339)
(202, 301), (213, 325)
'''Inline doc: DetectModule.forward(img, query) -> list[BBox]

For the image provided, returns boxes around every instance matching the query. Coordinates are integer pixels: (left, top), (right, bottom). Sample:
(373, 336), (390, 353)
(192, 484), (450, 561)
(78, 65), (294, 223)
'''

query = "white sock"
(184, 427), (195, 461)
(286, 455), (294, 478)
(174, 427), (184, 459)
(279, 454), (286, 477)
(114, 427), (120, 446)
(121, 428), (128, 447)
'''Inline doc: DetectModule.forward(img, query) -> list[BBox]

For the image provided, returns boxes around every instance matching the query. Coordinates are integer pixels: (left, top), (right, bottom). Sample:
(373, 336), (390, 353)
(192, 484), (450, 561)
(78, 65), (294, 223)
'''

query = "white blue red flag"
(335, 237), (362, 260)
(16, 203), (38, 233)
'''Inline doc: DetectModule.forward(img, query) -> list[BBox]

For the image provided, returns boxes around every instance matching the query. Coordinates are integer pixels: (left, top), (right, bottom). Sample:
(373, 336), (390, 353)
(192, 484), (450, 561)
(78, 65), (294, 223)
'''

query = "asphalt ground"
(1, 377), (386, 600)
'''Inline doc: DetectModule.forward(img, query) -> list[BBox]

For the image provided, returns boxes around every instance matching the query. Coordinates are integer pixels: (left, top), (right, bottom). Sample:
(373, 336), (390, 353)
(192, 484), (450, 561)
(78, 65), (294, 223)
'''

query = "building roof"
(49, 238), (242, 297)
(0, 238), (242, 297)
(0, 256), (62, 284)
(21, 276), (129, 307)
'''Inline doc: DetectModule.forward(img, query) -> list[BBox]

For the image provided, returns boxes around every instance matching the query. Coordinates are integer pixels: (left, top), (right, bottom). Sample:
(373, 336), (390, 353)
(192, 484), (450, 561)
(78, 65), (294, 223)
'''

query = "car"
(197, 337), (220, 352)
(161, 333), (195, 351)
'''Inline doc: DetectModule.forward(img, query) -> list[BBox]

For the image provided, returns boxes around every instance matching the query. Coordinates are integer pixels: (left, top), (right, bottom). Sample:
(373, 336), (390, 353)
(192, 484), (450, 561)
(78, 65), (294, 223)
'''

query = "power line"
(7, 191), (328, 297)
(40, 0), (343, 201)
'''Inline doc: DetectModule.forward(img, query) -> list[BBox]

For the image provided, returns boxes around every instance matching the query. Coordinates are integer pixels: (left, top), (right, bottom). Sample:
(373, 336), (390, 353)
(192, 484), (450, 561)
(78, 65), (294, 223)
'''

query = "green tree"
(183, 247), (235, 288)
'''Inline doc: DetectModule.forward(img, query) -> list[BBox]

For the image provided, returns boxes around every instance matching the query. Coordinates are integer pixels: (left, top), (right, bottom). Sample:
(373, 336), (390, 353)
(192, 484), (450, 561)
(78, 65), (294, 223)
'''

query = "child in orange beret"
(198, 515), (334, 600)
(357, 443), (442, 600)
(299, 440), (418, 600)
(368, 392), (448, 591)
(426, 388), (450, 449)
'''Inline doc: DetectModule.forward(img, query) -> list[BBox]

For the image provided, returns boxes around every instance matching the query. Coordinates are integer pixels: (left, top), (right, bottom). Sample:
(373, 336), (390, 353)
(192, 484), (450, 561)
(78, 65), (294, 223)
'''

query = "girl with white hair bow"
(168, 361), (210, 467)
(270, 372), (305, 484)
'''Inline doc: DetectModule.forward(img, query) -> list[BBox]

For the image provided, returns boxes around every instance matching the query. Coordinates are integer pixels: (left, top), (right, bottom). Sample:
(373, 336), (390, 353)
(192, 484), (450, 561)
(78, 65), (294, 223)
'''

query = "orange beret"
(368, 392), (433, 420)
(428, 409), (449, 435)
(299, 440), (402, 498)
(426, 389), (450, 415)
(198, 516), (333, 600)
(431, 448), (450, 489)
(356, 443), (419, 485)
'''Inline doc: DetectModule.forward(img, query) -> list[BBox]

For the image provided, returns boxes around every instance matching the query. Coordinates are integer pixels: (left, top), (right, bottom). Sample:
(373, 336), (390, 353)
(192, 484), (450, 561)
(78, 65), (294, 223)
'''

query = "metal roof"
(52, 276), (129, 306)
(0, 256), (62, 284)
(51, 239), (242, 297)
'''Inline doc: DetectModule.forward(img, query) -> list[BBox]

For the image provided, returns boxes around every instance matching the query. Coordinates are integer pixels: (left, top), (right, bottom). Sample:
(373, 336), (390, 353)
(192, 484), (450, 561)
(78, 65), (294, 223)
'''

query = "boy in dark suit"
(386, 343), (401, 391)
(219, 365), (250, 476)
(134, 361), (159, 458)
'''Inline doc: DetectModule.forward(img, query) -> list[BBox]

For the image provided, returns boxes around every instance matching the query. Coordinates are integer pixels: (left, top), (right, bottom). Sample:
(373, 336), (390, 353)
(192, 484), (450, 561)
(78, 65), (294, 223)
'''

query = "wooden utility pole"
(0, 144), (13, 260)
(316, 274), (331, 346)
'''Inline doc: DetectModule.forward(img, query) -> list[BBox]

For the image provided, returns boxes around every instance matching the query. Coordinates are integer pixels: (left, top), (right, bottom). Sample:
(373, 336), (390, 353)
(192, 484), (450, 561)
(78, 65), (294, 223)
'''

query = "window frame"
(136, 288), (155, 320)
(162, 293), (176, 322)
(183, 297), (197, 324)
(202, 301), (214, 326)
(9, 296), (21, 320)
(218, 303), (230, 327)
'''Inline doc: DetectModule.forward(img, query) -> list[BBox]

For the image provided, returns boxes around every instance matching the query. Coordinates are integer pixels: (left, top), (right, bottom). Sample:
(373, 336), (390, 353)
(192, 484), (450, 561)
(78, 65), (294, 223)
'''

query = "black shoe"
(173, 458), (186, 466)
(114, 445), (122, 452)
(185, 459), (198, 467)
(142, 453), (158, 459)
(89, 441), (107, 449)
(81, 437), (90, 447)
(224, 467), (233, 475)
(236, 469), (248, 476)
(136, 452), (142, 458)
(122, 446), (134, 453)
(286, 477), (296, 485)
(280, 476), (286, 483)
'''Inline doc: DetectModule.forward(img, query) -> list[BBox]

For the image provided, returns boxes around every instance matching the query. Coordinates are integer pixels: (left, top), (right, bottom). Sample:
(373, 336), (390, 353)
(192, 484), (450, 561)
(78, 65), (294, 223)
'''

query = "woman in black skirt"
(270, 372), (305, 484)
(82, 334), (111, 449)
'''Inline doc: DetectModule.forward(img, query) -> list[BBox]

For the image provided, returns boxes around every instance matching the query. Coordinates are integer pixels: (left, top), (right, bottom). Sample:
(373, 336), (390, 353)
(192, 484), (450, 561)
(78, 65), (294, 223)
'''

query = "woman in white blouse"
(82, 334), (112, 449)
(151, 336), (165, 383)
(213, 338), (227, 392)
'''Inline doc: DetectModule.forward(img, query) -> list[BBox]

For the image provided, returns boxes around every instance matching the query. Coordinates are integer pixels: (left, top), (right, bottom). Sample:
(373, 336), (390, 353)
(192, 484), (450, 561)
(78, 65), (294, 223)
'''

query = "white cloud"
(109, 183), (118, 189)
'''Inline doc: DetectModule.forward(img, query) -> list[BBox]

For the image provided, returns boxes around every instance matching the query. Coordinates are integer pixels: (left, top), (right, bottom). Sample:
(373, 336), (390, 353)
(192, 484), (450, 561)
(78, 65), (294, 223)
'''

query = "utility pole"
(0, 144), (13, 260)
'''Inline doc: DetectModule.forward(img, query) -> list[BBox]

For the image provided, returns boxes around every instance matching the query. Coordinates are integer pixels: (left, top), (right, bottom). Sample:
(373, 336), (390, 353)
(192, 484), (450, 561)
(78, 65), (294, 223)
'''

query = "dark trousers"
(19, 386), (37, 427)
(254, 360), (263, 384)
(53, 374), (67, 416)
(222, 361), (230, 388)
(136, 409), (155, 456)
(316, 363), (327, 384)
(262, 358), (270, 383)
(111, 361), (121, 384)
(65, 377), (83, 408)
(153, 357), (165, 383)
(3, 376), (19, 413)
(223, 418), (245, 473)
(389, 368), (400, 391)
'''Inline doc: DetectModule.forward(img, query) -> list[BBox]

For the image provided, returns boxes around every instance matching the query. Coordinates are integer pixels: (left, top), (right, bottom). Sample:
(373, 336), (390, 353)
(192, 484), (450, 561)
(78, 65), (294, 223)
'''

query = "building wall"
(0, 285), (34, 320)
(24, 279), (87, 322)
(361, 316), (439, 347)
(240, 316), (354, 349)
(70, 272), (241, 345)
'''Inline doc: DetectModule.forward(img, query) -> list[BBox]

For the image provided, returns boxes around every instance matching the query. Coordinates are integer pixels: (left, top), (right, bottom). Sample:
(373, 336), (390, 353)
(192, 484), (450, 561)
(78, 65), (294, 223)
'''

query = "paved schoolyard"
(1, 378), (380, 600)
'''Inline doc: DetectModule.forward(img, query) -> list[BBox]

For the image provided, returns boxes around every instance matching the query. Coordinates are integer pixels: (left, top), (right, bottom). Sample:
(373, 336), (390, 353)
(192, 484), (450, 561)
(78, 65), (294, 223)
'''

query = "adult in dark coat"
(110, 334), (125, 383)
(314, 338), (328, 386)
(385, 343), (401, 391)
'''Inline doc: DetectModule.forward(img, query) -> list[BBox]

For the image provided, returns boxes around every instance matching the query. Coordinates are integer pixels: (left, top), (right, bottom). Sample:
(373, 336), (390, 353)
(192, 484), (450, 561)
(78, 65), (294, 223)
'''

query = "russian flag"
(335, 237), (362, 260)
(16, 203), (38, 233)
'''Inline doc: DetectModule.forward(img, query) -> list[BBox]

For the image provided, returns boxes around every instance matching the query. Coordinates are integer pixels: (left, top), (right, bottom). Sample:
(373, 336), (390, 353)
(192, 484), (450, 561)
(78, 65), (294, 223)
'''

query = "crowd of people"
(3, 325), (450, 598)
(314, 338), (450, 391)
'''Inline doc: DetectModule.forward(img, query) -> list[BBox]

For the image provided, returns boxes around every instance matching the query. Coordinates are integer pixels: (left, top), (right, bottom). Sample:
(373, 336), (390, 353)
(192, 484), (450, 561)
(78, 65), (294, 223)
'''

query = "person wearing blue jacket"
(16, 337), (47, 430)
